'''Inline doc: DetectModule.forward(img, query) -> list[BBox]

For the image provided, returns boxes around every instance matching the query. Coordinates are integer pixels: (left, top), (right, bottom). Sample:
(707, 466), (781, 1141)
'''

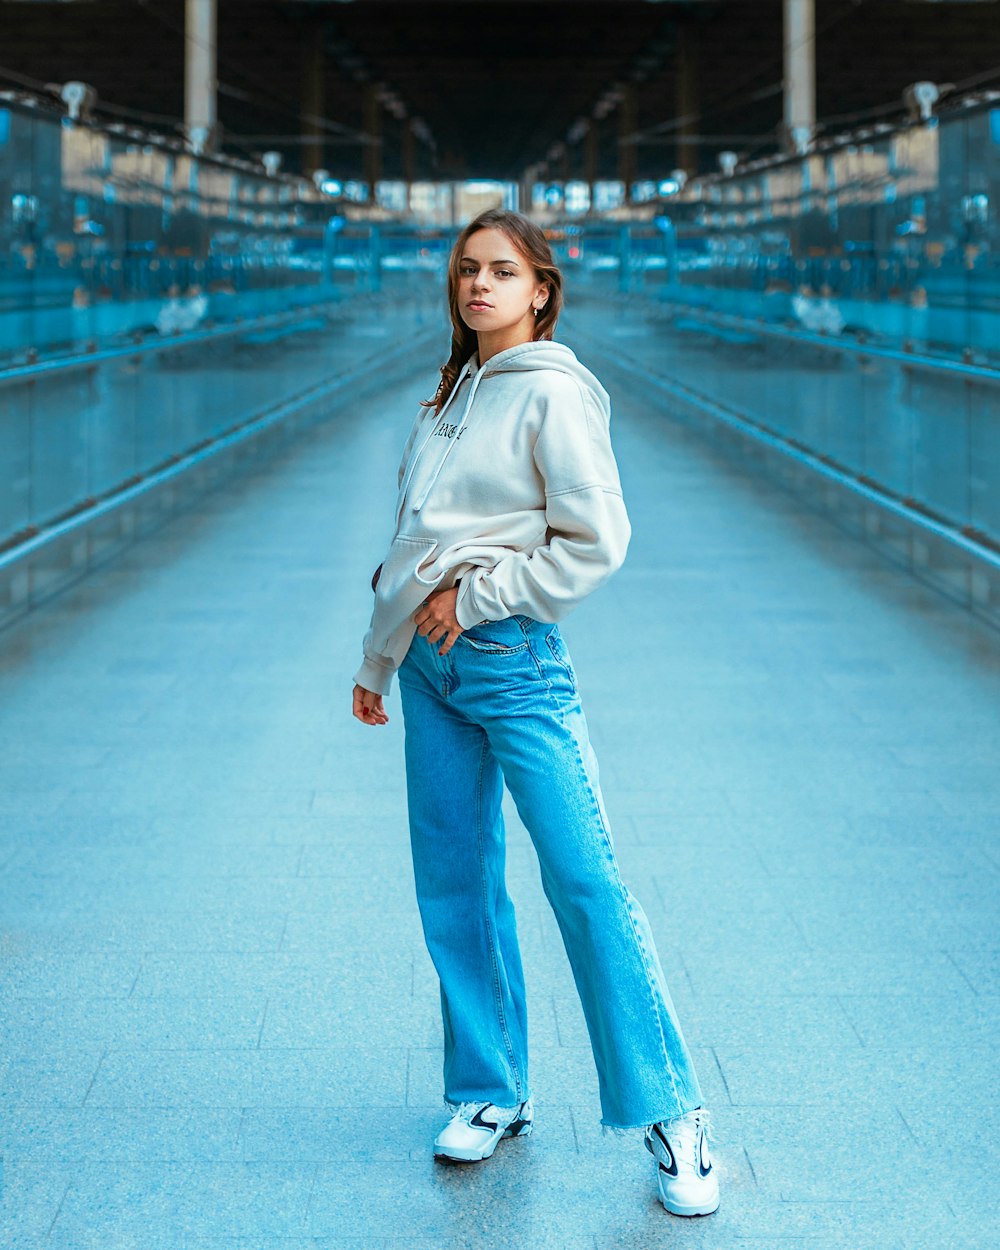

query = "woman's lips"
(467, 302), (493, 310)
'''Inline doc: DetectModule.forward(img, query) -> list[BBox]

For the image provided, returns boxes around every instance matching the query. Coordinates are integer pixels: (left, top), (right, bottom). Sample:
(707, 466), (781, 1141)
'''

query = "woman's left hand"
(413, 587), (462, 656)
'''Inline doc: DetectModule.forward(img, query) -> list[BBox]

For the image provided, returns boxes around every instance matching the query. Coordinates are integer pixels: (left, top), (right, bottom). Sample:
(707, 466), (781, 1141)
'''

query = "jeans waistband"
(464, 613), (547, 639)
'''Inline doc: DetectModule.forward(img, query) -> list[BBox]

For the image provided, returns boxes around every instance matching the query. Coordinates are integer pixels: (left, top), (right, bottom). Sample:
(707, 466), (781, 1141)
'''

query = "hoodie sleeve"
(454, 373), (631, 629)
(353, 624), (397, 696)
(352, 408), (430, 696)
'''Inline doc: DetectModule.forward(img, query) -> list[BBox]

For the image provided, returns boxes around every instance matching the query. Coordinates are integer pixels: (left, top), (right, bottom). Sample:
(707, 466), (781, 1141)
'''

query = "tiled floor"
(1, 304), (998, 1248)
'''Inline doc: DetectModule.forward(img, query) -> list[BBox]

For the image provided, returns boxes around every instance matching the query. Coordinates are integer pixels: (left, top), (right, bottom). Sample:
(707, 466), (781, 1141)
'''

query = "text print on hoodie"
(353, 338), (631, 696)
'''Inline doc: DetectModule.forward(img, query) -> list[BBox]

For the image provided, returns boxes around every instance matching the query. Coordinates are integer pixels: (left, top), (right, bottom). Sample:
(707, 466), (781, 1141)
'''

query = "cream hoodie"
(353, 338), (631, 696)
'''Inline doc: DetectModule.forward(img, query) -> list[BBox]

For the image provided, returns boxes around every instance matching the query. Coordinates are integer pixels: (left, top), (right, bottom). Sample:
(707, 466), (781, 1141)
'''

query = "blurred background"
(2, 6), (1000, 1247)
(2, 0), (1000, 623)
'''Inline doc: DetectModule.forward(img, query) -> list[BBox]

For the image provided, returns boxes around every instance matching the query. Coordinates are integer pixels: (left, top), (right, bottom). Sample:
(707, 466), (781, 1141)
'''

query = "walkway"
(1, 304), (998, 1248)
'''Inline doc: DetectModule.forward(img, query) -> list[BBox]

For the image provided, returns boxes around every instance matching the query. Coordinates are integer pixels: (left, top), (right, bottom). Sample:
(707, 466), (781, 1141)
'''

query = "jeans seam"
(544, 629), (575, 684)
(523, 627), (552, 688)
(475, 733), (524, 1103)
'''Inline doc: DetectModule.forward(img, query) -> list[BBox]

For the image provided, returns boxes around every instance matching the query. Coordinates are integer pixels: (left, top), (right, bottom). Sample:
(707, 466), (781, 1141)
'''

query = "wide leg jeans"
(396, 612), (704, 1131)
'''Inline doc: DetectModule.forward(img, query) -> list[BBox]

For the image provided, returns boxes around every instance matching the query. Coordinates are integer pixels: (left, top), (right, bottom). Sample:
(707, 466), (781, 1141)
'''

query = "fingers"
(415, 615), (442, 642)
(361, 699), (388, 725)
(353, 685), (389, 726)
(421, 621), (460, 654)
(412, 605), (429, 636)
(436, 627), (458, 656)
(414, 590), (462, 654)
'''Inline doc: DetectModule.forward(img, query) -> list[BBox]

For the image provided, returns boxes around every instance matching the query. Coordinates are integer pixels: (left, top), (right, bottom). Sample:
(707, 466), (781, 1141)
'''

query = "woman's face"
(456, 227), (549, 337)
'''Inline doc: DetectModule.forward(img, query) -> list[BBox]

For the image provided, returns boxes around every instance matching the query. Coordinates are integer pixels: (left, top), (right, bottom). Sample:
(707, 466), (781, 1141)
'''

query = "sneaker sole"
(657, 1181), (720, 1217)
(433, 1120), (533, 1164)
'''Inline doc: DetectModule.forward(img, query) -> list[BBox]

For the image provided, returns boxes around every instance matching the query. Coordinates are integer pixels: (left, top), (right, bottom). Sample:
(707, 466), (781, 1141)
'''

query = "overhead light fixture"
(718, 151), (738, 176)
(59, 80), (97, 122)
(902, 80), (940, 121)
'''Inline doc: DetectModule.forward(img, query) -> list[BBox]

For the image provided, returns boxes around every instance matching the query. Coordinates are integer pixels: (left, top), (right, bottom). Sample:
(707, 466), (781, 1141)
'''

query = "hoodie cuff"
(353, 654), (395, 696)
(455, 574), (492, 630)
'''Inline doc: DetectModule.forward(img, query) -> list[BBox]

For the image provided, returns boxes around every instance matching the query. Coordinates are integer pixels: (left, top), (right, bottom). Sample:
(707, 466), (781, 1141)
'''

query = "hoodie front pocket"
(370, 534), (439, 655)
(380, 534), (439, 584)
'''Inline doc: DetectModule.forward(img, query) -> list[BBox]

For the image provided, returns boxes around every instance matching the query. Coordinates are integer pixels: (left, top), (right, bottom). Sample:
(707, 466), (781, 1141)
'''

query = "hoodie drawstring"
(411, 364), (487, 513)
(395, 361), (473, 526)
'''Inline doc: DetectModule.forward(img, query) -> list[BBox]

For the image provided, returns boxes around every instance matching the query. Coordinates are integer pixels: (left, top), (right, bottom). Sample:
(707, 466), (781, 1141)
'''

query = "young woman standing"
(351, 208), (719, 1218)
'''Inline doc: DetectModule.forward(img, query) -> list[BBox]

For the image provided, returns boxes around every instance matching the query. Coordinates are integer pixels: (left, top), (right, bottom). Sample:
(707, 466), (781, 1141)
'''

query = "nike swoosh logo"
(699, 1131), (713, 1177)
(651, 1123), (678, 1176)
(470, 1106), (500, 1132)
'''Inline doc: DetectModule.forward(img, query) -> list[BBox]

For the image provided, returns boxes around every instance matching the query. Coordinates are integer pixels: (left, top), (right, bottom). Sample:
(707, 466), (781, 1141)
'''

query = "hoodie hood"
(408, 339), (610, 514)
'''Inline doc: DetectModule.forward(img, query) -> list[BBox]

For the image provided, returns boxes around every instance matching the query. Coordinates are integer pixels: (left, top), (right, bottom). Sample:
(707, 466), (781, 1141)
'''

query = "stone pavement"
(1, 304), (998, 1249)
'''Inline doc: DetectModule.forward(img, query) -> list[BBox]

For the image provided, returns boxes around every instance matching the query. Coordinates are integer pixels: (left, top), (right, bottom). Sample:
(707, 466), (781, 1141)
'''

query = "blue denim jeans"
(396, 611), (704, 1132)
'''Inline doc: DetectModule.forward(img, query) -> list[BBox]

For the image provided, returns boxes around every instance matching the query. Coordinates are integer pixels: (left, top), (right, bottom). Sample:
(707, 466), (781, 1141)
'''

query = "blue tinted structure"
(556, 97), (1000, 623)
(0, 75), (998, 1250)
(0, 93), (437, 625)
(2, 86), (999, 632)
(1, 294), (998, 1250)
(575, 101), (1000, 365)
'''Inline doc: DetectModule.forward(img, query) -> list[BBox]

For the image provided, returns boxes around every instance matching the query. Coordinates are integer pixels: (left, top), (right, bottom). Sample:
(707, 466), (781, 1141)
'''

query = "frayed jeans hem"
(443, 1094), (529, 1116)
(599, 1104), (705, 1140)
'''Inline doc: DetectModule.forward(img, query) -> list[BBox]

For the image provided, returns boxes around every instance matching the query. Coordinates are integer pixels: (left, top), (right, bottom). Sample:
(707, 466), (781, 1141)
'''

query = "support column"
(402, 118), (416, 188)
(519, 166), (536, 216)
(584, 119), (599, 194)
(363, 83), (383, 201)
(301, 25), (325, 177)
(782, 0), (815, 155)
(617, 83), (637, 191)
(675, 20), (699, 179)
(184, 0), (217, 155)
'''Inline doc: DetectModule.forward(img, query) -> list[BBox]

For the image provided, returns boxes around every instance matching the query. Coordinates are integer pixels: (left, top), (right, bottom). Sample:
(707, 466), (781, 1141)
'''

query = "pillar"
(363, 83), (382, 201)
(301, 25), (325, 177)
(584, 119), (599, 194)
(617, 83), (637, 191)
(782, 0), (815, 155)
(675, 20), (699, 179)
(519, 167), (535, 216)
(402, 118), (416, 189)
(184, 0), (217, 155)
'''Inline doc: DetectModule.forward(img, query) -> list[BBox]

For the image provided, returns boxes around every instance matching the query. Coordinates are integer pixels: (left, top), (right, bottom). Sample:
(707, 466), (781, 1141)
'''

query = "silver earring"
(534, 307), (541, 316)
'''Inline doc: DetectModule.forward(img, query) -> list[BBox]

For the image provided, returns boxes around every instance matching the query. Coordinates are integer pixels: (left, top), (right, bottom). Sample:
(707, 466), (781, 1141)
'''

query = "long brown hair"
(421, 208), (564, 415)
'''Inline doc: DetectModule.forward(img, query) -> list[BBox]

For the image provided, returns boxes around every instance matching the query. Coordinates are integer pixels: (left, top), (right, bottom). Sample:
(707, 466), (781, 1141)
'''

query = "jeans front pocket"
(458, 616), (531, 654)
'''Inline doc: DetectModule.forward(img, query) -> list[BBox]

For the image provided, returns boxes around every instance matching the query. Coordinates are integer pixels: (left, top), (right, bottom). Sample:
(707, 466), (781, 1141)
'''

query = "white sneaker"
(644, 1106), (720, 1217)
(433, 1097), (534, 1163)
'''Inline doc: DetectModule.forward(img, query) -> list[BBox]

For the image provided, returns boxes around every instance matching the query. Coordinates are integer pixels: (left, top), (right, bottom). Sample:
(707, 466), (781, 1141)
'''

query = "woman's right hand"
(353, 683), (389, 726)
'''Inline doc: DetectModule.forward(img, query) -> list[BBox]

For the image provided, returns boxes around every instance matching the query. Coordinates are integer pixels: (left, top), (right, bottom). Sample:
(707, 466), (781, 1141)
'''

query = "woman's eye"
(496, 270), (513, 278)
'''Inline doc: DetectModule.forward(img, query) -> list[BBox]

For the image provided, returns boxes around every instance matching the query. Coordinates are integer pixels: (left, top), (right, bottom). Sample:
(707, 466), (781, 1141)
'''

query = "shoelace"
(689, 1107), (716, 1147)
(648, 1107), (720, 1157)
(451, 1101), (490, 1123)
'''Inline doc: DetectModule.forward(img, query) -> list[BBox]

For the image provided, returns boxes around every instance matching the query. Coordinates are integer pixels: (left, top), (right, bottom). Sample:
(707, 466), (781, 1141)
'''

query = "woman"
(351, 208), (719, 1218)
